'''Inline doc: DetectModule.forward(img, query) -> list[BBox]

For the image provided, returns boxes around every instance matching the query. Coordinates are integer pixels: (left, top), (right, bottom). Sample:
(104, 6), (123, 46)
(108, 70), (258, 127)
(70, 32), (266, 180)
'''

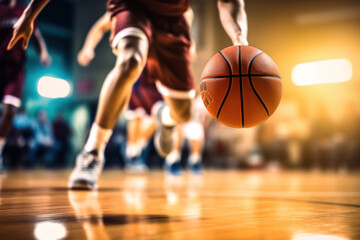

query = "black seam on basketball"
(202, 74), (281, 81)
(247, 74), (281, 79)
(216, 51), (233, 120)
(248, 52), (270, 117)
(239, 46), (244, 128)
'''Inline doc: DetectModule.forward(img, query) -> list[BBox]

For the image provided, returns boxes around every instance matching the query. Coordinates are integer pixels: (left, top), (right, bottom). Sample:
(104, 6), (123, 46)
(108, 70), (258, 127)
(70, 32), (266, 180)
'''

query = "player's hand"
(40, 52), (52, 67)
(233, 34), (248, 46)
(77, 48), (95, 67)
(7, 15), (34, 50)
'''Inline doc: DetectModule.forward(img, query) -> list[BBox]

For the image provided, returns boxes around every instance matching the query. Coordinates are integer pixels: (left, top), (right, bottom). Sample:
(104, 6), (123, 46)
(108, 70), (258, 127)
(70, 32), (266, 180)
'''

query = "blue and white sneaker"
(188, 161), (202, 175)
(125, 156), (148, 173)
(68, 150), (104, 190)
(165, 161), (182, 176)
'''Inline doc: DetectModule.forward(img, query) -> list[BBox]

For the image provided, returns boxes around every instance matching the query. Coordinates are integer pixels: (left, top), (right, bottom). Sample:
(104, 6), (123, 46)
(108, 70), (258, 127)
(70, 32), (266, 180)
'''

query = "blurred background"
(3, 0), (360, 171)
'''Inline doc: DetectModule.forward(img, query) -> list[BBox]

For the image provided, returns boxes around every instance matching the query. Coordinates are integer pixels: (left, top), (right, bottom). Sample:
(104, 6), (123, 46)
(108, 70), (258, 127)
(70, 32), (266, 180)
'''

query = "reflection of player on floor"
(165, 96), (209, 175)
(77, 12), (162, 173)
(9, 0), (248, 190)
(0, 0), (51, 172)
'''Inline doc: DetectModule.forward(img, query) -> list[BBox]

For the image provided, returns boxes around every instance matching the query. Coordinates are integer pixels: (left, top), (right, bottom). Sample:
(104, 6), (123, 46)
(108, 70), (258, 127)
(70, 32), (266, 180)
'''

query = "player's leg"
(68, 35), (149, 190)
(125, 115), (147, 172)
(182, 120), (205, 174)
(165, 126), (183, 175)
(154, 84), (194, 158)
(126, 116), (142, 162)
(0, 66), (24, 173)
(0, 103), (18, 173)
(94, 36), (148, 130)
(124, 74), (162, 172)
(151, 14), (195, 157)
(140, 117), (156, 142)
(126, 115), (156, 173)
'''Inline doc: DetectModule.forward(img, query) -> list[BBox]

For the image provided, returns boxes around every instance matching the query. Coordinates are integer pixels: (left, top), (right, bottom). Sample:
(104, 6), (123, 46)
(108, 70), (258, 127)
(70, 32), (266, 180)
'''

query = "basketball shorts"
(109, 1), (195, 99)
(126, 69), (163, 119)
(0, 62), (24, 107)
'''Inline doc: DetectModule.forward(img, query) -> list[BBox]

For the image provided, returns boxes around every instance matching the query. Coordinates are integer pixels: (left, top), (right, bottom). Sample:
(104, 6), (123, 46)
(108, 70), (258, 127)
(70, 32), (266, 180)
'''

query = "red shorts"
(128, 69), (163, 116)
(109, 1), (195, 99)
(0, 62), (24, 107)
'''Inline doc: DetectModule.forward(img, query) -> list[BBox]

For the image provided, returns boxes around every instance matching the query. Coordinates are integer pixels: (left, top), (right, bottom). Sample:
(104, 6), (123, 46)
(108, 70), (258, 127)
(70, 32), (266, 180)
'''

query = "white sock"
(189, 153), (201, 164)
(161, 105), (176, 127)
(137, 138), (146, 150)
(166, 150), (180, 165)
(126, 142), (142, 159)
(84, 123), (113, 154)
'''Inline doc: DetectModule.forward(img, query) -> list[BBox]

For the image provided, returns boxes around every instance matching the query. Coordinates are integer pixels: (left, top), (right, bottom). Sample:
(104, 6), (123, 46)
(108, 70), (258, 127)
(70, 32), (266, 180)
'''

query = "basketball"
(200, 45), (282, 128)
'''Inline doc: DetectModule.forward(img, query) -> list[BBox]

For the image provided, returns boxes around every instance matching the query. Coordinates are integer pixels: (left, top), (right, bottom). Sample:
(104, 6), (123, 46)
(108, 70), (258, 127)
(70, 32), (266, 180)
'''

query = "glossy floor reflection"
(0, 170), (359, 239)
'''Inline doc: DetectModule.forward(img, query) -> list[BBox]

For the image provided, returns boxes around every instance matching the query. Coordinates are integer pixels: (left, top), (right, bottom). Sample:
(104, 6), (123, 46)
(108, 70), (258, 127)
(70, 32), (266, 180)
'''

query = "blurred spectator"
(333, 101), (359, 170)
(309, 104), (335, 170)
(30, 111), (54, 168)
(52, 113), (72, 168)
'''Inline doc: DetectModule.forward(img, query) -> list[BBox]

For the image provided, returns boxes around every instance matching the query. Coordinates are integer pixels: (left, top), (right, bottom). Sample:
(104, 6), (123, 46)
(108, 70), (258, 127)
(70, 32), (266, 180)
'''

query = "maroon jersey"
(108, 0), (190, 17)
(0, 4), (26, 65)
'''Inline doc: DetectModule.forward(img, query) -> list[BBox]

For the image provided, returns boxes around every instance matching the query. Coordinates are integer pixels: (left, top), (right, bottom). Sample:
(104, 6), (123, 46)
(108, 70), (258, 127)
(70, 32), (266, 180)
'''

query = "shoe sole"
(68, 179), (97, 191)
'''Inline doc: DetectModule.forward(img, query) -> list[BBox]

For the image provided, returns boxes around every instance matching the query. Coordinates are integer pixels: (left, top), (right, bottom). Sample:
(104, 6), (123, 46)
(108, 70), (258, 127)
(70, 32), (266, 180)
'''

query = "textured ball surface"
(200, 45), (282, 128)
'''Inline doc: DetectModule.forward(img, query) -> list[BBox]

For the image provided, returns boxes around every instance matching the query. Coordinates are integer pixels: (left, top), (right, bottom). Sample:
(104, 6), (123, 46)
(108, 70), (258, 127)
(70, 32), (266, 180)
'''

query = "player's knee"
(114, 37), (147, 79)
(117, 53), (143, 73)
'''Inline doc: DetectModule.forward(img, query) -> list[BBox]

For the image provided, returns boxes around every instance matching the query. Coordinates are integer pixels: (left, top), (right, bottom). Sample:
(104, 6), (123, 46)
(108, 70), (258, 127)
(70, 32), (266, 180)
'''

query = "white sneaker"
(154, 105), (175, 157)
(68, 150), (104, 190)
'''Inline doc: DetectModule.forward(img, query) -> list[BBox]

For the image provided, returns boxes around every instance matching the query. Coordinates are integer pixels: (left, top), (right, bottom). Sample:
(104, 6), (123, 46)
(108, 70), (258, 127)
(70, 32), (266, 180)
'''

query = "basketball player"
(0, 0), (51, 173)
(8, 0), (248, 190)
(77, 12), (162, 172)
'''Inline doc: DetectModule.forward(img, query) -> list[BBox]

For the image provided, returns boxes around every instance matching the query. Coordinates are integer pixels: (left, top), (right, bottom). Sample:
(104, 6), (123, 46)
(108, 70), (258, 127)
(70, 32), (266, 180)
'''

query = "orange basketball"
(200, 45), (282, 128)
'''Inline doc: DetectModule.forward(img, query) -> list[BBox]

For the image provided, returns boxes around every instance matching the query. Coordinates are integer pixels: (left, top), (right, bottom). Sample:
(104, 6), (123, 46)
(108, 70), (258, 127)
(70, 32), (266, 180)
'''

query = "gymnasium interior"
(0, 0), (360, 239)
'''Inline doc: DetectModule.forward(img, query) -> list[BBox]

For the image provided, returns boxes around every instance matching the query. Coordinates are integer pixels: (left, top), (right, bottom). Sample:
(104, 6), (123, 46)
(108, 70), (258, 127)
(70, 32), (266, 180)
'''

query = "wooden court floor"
(0, 169), (359, 240)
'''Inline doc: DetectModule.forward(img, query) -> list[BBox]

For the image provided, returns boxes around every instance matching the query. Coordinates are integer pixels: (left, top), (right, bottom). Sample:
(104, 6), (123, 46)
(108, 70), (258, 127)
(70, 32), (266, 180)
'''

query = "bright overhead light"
(292, 59), (352, 86)
(37, 76), (71, 98)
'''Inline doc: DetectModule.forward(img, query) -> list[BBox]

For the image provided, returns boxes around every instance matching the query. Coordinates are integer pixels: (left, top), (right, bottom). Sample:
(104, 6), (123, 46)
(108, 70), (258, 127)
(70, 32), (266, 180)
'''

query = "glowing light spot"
(292, 59), (352, 86)
(37, 76), (71, 98)
(34, 221), (67, 240)
(293, 233), (348, 240)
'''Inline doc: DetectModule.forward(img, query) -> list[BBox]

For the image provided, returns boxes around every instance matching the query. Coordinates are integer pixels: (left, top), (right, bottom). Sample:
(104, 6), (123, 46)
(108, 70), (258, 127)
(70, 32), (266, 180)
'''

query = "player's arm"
(184, 8), (197, 60)
(33, 28), (51, 67)
(7, 0), (50, 50)
(78, 12), (111, 67)
(217, 0), (248, 45)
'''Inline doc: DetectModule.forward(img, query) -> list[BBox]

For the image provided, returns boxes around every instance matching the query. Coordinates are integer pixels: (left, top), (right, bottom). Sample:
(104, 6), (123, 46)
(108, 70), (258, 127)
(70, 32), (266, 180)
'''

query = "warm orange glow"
(292, 59), (352, 86)
(293, 233), (348, 240)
